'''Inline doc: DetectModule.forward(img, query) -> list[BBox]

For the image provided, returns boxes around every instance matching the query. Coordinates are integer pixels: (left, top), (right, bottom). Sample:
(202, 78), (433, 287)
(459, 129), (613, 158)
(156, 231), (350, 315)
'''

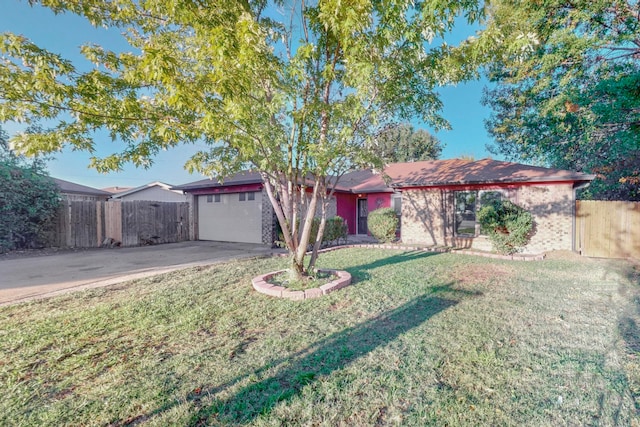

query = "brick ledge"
(252, 269), (352, 300)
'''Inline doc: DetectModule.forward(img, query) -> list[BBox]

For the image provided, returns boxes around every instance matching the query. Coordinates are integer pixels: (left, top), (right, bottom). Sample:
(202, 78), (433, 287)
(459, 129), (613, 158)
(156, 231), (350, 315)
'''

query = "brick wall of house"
(400, 183), (576, 254)
(516, 183), (575, 253)
(401, 189), (450, 246)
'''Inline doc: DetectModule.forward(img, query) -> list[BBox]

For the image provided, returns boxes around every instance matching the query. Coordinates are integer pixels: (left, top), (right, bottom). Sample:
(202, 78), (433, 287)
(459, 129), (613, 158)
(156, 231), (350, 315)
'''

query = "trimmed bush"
(477, 199), (533, 255)
(276, 216), (347, 248)
(323, 216), (348, 245)
(367, 207), (399, 243)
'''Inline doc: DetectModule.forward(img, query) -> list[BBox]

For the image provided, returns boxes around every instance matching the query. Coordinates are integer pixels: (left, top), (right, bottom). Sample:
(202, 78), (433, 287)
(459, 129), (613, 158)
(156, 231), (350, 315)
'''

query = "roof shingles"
(174, 159), (595, 193)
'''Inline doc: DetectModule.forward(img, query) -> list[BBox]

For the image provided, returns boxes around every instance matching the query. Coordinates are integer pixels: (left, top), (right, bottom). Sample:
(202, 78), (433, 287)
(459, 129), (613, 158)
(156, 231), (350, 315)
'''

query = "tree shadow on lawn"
(344, 249), (442, 282)
(186, 286), (477, 425)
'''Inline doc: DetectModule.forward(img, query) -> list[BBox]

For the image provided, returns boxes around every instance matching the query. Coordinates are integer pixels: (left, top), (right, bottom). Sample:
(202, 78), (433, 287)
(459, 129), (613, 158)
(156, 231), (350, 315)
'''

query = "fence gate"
(575, 200), (640, 259)
(49, 200), (190, 248)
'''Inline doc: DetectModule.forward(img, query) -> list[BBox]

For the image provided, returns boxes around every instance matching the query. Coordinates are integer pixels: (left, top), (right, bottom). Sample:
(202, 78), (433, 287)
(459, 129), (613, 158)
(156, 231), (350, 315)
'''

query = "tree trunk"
(294, 183), (320, 275)
(308, 180), (328, 271)
(289, 254), (305, 281)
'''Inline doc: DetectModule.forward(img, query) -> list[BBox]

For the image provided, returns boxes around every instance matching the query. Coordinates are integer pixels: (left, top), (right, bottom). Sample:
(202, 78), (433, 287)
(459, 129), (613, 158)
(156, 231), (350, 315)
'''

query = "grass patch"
(0, 249), (639, 426)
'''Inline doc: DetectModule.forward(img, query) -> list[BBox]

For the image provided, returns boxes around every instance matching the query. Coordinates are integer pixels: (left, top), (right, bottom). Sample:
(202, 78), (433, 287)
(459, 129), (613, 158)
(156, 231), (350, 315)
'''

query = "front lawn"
(1, 249), (638, 426)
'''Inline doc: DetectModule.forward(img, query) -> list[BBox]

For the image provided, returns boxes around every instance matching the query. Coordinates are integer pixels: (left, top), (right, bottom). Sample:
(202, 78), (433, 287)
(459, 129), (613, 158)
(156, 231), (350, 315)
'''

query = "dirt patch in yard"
(543, 250), (586, 261)
(449, 263), (516, 287)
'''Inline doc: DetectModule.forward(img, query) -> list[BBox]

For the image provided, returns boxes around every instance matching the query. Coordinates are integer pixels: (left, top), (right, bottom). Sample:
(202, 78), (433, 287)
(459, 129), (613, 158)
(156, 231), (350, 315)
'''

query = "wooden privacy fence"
(575, 200), (640, 259)
(49, 200), (190, 248)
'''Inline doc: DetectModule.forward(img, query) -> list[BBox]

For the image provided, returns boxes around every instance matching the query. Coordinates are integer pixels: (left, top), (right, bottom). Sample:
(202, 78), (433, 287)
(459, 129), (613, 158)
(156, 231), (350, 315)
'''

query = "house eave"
(392, 176), (596, 189)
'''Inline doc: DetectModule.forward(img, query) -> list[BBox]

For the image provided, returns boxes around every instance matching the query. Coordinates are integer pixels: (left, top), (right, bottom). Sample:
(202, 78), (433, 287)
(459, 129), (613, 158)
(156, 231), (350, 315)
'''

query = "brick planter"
(252, 269), (352, 300)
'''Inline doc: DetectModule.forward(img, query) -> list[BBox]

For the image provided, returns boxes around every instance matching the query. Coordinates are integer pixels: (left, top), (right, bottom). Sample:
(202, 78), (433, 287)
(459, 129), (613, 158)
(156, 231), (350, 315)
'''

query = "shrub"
(367, 207), (399, 243)
(323, 216), (348, 245)
(276, 216), (347, 248)
(477, 199), (533, 255)
(0, 130), (60, 253)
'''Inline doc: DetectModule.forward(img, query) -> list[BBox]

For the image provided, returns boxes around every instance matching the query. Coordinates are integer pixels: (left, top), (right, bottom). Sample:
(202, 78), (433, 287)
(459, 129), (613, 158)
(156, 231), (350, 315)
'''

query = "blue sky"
(1, 1), (499, 189)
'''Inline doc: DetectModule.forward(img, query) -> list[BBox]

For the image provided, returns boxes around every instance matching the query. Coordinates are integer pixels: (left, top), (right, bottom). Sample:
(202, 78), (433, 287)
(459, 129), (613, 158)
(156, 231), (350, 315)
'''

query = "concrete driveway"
(0, 241), (276, 306)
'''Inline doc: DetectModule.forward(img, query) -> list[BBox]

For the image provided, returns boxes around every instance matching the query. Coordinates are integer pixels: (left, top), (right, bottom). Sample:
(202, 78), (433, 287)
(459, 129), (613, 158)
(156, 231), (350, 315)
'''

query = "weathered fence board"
(49, 200), (190, 248)
(575, 200), (640, 259)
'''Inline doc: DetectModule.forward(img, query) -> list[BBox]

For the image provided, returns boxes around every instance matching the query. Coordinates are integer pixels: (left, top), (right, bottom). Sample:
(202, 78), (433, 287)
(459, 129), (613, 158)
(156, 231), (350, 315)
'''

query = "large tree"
(482, 0), (640, 200)
(373, 124), (443, 163)
(0, 0), (486, 277)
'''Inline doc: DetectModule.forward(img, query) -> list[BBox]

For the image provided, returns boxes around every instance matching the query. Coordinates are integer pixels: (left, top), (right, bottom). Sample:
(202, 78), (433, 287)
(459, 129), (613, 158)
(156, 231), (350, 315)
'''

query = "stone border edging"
(252, 269), (351, 300)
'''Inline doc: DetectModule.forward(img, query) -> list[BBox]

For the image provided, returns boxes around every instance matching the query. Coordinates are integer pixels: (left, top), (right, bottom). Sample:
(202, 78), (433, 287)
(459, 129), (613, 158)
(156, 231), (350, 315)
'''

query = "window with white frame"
(391, 193), (402, 215)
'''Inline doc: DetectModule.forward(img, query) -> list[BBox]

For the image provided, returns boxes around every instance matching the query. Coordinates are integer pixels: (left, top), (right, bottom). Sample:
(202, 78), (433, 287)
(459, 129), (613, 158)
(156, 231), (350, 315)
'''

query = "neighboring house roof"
(385, 158), (595, 188)
(109, 181), (183, 199)
(172, 171), (263, 191)
(174, 159), (595, 194)
(53, 178), (112, 197)
(101, 186), (133, 194)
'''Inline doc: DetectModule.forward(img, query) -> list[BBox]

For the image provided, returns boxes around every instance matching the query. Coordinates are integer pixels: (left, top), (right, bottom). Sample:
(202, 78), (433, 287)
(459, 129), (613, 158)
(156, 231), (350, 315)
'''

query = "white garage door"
(198, 191), (263, 243)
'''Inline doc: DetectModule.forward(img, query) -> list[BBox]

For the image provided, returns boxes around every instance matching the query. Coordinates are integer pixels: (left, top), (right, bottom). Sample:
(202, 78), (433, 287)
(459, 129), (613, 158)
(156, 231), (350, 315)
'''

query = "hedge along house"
(174, 158), (594, 253)
(384, 158), (595, 254)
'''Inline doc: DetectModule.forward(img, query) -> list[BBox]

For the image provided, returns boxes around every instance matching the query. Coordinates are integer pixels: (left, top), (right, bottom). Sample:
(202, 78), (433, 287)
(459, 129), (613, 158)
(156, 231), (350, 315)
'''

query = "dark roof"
(335, 170), (391, 193)
(172, 171), (263, 191)
(53, 178), (112, 196)
(385, 158), (595, 187)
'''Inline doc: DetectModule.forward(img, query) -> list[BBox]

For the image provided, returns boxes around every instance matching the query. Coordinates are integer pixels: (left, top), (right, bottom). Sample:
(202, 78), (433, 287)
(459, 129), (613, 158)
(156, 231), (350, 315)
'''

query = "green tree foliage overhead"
(373, 124), (443, 163)
(0, 126), (60, 252)
(482, 0), (640, 200)
(0, 0), (488, 277)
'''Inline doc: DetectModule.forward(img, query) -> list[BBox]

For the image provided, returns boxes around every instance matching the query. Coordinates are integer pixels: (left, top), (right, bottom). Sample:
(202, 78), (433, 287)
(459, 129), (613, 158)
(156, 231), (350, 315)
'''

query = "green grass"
(0, 249), (639, 426)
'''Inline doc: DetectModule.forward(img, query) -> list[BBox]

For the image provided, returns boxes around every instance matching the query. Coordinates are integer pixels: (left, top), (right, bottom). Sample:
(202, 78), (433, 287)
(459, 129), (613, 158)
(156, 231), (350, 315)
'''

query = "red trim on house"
(368, 193), (391, 212)
(397, 181), (578, 192)
(336, 193), (357, 234)
(188, 183), (263, 195)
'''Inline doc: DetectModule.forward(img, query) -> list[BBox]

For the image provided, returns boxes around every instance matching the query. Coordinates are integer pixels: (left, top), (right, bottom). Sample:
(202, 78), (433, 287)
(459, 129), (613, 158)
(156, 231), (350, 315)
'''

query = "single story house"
(108, 181), (189, 202)
(53, 177), (112, 201)
(173, 159), (594, 254)
(101, 186), (133, 195)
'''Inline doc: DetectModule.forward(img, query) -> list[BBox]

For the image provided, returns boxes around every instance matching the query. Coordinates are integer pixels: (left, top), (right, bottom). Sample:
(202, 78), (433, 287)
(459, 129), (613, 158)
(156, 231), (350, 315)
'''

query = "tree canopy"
(0, 0), (488, 275)
(0, 125), (60, 252)
(482, 0), (640, 200)
(373, 124), (443, 163)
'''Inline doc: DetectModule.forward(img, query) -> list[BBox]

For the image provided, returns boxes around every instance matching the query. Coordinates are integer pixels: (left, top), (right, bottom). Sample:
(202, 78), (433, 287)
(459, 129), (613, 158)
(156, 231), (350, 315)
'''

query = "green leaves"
(0, 0), (491, 266)
(373, 123), (443, 163)
(0, 125), (60, 252)
(477, 199), (533, 255)
(483, 0), (640, 200)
